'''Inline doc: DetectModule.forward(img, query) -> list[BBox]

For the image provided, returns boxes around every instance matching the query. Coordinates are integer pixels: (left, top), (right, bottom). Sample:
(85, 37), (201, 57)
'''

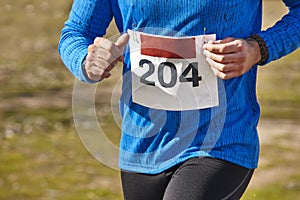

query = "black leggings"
(121, 157), (254, 200)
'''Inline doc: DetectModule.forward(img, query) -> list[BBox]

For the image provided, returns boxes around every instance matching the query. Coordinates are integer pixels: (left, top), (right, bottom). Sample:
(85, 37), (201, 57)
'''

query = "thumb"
(115, 33), (129, 62)
(115, 33), (129, 51)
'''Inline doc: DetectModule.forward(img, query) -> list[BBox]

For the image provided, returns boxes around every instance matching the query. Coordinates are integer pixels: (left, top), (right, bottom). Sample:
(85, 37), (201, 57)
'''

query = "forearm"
(58, 0), (113, 83)
(257, 1), (300, 64)
(58, 28), (94, 83)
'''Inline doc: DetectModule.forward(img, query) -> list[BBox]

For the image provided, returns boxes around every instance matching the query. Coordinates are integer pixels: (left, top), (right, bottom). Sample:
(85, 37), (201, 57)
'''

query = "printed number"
(179, 62), (202, 87)
(158, 62), (177, 88)
(139, 59), (202, 88)
(139, 59), (155, 86)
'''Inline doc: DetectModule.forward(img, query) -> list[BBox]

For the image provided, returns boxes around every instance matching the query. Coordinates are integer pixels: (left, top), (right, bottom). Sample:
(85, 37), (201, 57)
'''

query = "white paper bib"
(128, 29), (218, 111)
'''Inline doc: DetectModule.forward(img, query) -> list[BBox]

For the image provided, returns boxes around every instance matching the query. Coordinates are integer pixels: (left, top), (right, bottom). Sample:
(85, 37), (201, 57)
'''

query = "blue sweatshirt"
(58, 0), (300, 173)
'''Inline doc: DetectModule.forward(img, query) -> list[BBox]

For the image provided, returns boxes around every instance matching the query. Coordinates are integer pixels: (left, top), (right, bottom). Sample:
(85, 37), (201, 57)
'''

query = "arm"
(203, 1), (300, 79)
(259, 0), (300, 64)
(58, 0), (113, 83)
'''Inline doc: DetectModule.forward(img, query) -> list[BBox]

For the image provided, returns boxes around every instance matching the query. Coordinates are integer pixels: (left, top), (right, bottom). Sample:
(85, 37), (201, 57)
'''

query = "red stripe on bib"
(140, 34), (196, 59)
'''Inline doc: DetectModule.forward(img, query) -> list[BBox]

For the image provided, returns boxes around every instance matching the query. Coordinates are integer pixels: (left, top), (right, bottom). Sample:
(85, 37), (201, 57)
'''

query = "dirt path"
(249, 119), (300, 189)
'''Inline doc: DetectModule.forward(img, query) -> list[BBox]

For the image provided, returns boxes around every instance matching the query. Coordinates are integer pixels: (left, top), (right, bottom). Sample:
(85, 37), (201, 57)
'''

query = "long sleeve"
(58, 0), (114, 83)
(258, 0), (300, 64)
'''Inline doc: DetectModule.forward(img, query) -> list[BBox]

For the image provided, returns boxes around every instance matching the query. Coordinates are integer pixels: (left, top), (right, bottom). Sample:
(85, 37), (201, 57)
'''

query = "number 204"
(139, 59), (202, 88)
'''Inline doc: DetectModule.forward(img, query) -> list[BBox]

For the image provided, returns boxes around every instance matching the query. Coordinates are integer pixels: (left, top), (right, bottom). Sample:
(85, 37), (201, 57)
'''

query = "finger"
(93, 47), (117, 64)
(103, 41), (118, 53)
(89, 43), (120, 66)
(94, 59), (119, 72)
(93, 37), (119, 61)
(85, 65), (111, 80)
(93, 34), (129, 63)
(206, 57), (243, 79)
(218, 70), (243, 80)
(94, 37), (120, 59)
(209, 61), (241, 73)
(208, 66), (238, 80)
(94, 37), (106, 46)
(86, 48), (118, 75)
(205, 38), (236, 47)
(203, 39), (243, 54)
(206, 57), (226, 79)
(215, 71), (234, 80)
(91, 59), (112, 71)
(86, 53), (112, 70)
(218, 63), (241, 73)
(88, 44), (96, 54)
(203, 50), (246, 64)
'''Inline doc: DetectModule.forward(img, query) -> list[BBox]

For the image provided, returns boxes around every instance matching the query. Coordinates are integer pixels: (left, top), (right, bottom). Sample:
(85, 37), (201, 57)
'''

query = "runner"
(58, 1), (300, 199)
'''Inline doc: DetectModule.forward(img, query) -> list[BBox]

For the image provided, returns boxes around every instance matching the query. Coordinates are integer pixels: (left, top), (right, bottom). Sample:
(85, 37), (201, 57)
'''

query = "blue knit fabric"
(58, 0), (300, 173)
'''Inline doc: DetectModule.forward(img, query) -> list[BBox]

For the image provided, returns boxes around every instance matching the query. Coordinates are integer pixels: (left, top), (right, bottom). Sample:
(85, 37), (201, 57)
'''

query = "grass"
(257, 50), (300, 120)
(0, 0), (122, 199)
(0, 129), (122, 200)
(243, 184), (300, 200)
(0, 0), (299, 199)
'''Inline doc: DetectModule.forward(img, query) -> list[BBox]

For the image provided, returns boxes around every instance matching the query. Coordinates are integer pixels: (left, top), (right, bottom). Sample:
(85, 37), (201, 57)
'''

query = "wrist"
(247, 34), (269, 65)
(246, 38), (261, 65)
(81, 58), (89, 79)
(81, 57), (102, 83)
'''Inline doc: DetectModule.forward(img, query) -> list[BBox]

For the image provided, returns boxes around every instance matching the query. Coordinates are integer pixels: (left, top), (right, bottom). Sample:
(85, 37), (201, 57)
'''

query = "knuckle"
(235, 40), (243, 46)
(94, 37), (104, 44)
(86, 54), (93, 61)
(229, 40), (243, 51)
(93, 37), (99, 43)
(88, 44), (95, 53)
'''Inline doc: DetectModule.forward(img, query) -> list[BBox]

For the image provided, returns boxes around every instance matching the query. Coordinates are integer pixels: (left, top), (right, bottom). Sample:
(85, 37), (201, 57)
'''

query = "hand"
(203, 37), (261, 80)
(85, 33), (130, 81)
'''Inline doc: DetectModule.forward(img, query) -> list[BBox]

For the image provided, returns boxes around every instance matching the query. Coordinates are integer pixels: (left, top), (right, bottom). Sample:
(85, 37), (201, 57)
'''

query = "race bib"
(128, 29), (218, 111)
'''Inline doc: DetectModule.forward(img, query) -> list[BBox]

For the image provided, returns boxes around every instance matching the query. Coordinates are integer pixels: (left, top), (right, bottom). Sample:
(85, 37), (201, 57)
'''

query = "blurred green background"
(0, 0), (299, 199)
